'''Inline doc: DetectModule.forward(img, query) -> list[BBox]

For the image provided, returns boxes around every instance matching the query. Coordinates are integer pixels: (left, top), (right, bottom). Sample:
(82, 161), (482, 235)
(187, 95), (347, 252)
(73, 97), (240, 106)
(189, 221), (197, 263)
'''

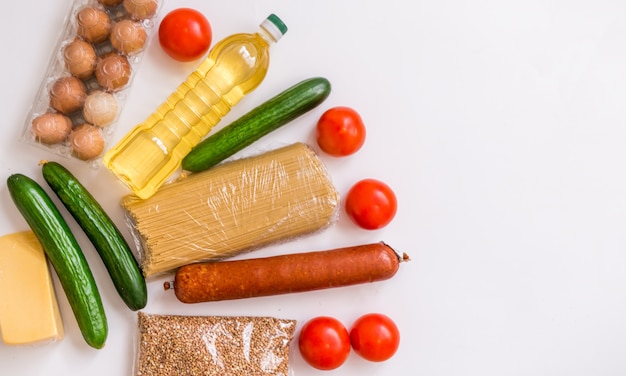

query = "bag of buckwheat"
(134, 312), (296, 376)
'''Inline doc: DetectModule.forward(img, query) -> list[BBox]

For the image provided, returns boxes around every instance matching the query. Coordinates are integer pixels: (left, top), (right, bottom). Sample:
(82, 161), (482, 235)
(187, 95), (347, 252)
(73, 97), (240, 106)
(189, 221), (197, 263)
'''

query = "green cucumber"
(182, 76), (332, 173)
(7, 173), (107, 349)
(42, 161), (147, 311)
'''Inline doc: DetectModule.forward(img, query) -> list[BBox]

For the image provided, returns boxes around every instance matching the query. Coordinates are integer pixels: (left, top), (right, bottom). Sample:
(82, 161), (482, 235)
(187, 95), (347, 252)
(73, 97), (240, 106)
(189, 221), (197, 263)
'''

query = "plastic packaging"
(121, 142), (339, 277)
(104, 14), (288, 199)
(21, 0), (161, 164)
(134, 312), (296, 376)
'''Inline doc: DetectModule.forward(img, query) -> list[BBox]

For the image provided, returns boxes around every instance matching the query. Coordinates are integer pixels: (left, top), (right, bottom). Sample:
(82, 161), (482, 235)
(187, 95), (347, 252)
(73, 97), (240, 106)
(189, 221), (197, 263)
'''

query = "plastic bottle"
(103, 14), (287, 199)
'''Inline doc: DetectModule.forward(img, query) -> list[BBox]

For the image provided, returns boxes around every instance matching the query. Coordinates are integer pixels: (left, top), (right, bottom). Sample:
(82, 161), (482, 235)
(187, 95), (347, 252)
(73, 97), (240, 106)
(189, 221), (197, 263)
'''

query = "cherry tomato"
(345, 178), (397, 230)
(298, 316), (351, 370)
(158, 8), (212, 62)
(316, 106), (366, 157)
(350, 313), (400, 362)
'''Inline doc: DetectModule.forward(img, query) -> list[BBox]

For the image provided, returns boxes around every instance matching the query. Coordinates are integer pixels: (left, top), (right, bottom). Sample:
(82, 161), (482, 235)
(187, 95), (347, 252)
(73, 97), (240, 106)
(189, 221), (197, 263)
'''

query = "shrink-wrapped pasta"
(122, 142), (339, 277)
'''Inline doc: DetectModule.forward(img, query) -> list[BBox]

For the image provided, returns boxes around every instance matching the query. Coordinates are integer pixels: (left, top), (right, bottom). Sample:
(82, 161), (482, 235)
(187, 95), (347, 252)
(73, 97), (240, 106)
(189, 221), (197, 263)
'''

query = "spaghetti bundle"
(122, 143), (339, 277)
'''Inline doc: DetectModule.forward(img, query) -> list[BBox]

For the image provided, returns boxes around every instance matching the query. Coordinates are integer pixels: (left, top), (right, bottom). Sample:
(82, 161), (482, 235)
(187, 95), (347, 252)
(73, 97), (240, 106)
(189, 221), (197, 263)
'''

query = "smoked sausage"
(166, 242), (408, 303)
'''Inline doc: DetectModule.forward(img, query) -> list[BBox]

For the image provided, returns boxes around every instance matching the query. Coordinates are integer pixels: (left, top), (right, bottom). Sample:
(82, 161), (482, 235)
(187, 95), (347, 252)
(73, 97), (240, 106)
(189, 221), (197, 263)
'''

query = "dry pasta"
(122, 142), (339, 277)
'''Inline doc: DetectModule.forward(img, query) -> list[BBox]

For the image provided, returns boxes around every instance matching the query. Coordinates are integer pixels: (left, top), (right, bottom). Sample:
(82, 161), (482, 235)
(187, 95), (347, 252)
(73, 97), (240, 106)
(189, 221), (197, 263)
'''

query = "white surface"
(2, 0), (626, 375)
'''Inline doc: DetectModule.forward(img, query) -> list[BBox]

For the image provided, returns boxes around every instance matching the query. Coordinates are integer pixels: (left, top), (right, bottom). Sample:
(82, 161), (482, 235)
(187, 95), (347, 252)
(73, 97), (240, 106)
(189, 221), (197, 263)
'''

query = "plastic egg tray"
(21, 0), (162, 165)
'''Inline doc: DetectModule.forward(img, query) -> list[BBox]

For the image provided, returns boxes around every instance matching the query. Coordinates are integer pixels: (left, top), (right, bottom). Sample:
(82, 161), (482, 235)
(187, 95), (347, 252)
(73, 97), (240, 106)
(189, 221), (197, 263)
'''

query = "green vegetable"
(7, 173), (107, 349)
(42, 161), (147, 311)
(182, 77), (332, 173)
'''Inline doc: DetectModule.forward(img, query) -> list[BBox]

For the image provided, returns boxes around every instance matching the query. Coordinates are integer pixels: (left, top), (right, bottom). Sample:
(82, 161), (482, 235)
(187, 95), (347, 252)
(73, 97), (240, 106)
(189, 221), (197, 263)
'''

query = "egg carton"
(21, 0), (163, 166)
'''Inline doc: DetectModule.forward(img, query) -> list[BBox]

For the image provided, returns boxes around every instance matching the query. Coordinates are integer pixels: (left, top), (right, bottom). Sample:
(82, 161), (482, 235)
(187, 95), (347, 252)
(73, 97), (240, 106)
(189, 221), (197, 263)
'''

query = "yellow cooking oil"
(103, 14), (288, 199)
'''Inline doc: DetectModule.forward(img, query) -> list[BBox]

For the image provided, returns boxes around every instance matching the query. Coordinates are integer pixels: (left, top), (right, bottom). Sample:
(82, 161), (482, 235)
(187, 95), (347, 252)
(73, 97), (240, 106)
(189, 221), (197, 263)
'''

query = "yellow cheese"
(0, 231), (64, 345)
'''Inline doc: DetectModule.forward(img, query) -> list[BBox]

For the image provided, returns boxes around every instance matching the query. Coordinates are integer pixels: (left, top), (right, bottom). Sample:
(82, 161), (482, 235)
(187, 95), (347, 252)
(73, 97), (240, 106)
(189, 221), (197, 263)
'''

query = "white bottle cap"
(260, 14), (288, 42)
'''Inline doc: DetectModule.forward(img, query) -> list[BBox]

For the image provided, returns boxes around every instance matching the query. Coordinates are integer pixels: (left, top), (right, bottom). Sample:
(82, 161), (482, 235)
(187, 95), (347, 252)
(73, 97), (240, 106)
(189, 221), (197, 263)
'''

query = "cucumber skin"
(42, 161), (147, 311)
(182, 77), (332, 173)
(7, 173), (108, 349)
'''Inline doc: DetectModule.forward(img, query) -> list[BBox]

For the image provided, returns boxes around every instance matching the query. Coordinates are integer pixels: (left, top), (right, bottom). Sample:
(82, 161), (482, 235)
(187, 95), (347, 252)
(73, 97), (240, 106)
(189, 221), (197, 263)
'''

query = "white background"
(2, 0), (626, 375)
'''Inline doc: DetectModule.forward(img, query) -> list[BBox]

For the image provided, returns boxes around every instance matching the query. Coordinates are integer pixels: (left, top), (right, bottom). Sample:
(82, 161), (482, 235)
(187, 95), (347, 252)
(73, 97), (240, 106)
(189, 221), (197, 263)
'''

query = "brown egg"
(63, 39), (97, 79)
(69, 124), (105, 160)
(98, 0), (123, 6)
(110, 19), (147, 55)
(83, 91), (119, 127)
(95, 53), (131, 91)
(123, 0), (158, 20)
(76, 6), (112, 44)
(49, 76), (87, 114)
(31, 113), (73, 145)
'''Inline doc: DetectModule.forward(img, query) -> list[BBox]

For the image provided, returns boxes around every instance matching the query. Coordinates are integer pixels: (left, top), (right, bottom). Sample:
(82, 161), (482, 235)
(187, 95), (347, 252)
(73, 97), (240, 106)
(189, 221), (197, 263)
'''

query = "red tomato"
(316, 106), (366, 157)
(158, 8), (212, 62)
(345, 179), (397, 230)
(350, 313), (400, 362)
(298, 316), (351, 370)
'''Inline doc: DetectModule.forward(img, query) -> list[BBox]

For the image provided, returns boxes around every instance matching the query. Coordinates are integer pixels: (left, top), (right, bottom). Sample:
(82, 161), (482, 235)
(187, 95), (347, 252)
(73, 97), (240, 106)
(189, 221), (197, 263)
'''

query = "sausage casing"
(171, 242), (406, 303)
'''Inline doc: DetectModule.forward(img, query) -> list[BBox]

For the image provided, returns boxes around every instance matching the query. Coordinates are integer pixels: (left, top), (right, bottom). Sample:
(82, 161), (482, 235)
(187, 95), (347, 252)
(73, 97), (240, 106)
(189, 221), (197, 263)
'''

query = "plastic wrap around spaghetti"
(122, 142), (339, 277)
(134, 312), (296, 376)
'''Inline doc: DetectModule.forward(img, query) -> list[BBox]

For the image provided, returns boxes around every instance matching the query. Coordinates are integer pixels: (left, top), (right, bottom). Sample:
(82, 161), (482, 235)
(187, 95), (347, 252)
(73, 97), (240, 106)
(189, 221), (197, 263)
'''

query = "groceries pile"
(1, 1), (408, 374)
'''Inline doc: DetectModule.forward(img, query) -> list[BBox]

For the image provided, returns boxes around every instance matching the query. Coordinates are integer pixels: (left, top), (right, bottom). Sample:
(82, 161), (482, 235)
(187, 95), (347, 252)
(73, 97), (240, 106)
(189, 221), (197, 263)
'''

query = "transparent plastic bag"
(134, 312), (296, 376)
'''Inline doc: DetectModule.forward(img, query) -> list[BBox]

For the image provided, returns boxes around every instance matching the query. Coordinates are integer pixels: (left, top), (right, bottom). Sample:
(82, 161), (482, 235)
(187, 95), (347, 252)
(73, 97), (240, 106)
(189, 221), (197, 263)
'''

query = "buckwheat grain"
(135, 312), (296, 376)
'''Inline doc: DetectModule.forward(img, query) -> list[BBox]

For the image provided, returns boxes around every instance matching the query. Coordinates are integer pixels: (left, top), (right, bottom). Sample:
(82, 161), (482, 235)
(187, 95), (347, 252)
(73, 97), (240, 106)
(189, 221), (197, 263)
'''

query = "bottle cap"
(261, 14), (288, 42)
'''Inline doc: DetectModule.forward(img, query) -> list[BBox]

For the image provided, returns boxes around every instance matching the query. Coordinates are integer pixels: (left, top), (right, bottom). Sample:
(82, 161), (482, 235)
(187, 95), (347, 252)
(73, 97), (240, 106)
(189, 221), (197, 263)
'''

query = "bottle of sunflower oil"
(103, 14), (287, 199)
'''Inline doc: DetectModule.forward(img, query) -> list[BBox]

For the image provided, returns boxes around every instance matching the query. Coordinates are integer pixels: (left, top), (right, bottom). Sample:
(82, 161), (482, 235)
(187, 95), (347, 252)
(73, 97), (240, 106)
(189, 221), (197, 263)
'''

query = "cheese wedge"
(0, 231), (64, 345)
